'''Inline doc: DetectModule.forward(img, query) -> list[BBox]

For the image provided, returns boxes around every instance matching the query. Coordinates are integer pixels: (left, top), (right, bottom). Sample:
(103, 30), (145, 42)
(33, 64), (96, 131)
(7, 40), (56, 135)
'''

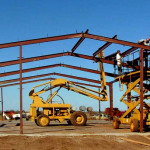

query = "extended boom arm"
(29, 78), (108, 103)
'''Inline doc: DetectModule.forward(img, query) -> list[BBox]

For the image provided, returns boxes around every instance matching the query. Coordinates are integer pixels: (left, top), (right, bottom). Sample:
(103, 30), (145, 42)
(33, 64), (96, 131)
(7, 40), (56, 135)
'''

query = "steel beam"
(71, 29), (89, 53)
(0, 33), (83, 49)
(0, 52), (98, 67)
(121, 47), (138, 57)
(0, 52), (99, 66)
(140, 48), (144, 133)
(0, 52), (70, 67)
(0, 72), (103, 89)
(53, 72), (110, 85)
(104, 47), (137, 60)
(1, 88), (4, 121)
(105, 52), (117, 60)
(0, 52), (137, 69)
(19, 46), (23, 134)
(93, 35), (117, 57)
(0, 77), (101, 88)
(98, 88), (101, 120)
(84, 33), (150, 50)
(0, 63), (116, 79)
(0, 32), (149, 51)
(109, 83), (113, 119)
(60, 64), (117, 77)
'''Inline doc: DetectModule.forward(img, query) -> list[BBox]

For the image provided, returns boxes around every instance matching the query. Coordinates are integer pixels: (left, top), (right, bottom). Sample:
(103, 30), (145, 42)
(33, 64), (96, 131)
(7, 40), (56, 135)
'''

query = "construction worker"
(116, 50), (122, 75)
(138, 38), (150, 46)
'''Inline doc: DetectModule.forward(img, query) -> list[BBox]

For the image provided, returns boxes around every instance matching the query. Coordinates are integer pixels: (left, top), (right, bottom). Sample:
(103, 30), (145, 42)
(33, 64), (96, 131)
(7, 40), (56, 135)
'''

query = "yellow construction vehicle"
(113, 71), (150, 132)
(29, 78), (108, 127)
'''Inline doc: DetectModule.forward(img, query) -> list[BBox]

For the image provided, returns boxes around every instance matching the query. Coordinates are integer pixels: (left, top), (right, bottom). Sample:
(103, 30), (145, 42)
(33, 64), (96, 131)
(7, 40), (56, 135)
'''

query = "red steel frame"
(140, 48), (144, 133)
(1, 88), (4, 121)
(0, 31), (146, 133)
(19, 46), (23, 134)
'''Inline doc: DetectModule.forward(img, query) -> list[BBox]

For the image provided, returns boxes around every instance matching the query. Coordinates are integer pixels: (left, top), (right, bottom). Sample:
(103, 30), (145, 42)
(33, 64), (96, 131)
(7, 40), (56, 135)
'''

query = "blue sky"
(0, 0), (150, 111)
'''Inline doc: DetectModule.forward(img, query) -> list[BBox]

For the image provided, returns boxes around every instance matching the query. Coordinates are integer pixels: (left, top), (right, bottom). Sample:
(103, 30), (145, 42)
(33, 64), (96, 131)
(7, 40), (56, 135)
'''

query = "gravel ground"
(0, 119), (150, 150)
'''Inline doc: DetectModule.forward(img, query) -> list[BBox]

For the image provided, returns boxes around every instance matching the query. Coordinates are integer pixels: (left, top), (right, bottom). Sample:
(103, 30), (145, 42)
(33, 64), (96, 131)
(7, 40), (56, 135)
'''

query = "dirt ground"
(0, 120), (150, 150)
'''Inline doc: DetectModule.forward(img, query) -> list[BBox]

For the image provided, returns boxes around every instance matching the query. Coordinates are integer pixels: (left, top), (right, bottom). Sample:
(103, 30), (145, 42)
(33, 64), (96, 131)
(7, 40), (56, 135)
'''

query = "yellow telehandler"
(29, 78), (108, 127)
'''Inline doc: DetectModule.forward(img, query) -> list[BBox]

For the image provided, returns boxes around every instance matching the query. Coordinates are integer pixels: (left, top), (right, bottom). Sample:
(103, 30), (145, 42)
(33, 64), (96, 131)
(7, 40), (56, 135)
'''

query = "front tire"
(113, 117), (120, 129)
(70, 111), (87, 126)
(130, 119), (139, 132)
(37, 114), (50, 127)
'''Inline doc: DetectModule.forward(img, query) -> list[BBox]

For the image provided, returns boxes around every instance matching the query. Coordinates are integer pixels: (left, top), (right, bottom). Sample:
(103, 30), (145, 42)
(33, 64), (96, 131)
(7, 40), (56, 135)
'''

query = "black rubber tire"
(37, 114), (50, 127)
(67, 120), (73, 125)
(35, 119), (39, 126)
(113, 117), (120, 129)
(130, 119), (139, 132)
(70, 111), (87, 126)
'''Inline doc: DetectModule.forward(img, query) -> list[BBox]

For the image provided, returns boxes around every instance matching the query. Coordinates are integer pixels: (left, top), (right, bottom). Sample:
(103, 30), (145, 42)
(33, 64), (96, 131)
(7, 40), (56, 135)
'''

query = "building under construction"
(0, 29), (150, 133)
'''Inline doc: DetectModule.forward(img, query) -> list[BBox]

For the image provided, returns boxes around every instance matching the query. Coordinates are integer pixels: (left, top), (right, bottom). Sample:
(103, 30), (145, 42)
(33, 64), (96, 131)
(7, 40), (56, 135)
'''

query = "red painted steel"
(98, 88), (101, 120)
(0, 77), (101, 88)
(140, 48), (144, 133)
(0, 63), (116, 80)
(1, 88), (4, 121)
(71, 29), (89, 53)
(0, 52), (137, 70)
(0, 31), (147, 133)
(0, 33), (149, 51)
(109, 83), (113, 119)
(105, 47), (137, 60)
(19, 46), (23, 134)
(93, 35), (117, 57)
(84, 33), (150, 50)
(0, 33), (83, 49)
(105, 52), (117, 60)
(121, 47), (138, 57)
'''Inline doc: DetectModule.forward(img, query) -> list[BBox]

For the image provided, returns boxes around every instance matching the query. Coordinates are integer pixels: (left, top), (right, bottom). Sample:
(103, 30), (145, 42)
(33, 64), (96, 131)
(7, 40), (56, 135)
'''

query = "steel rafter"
(1, 33), (149, 51)
(0, 63), (116, 78)
(0, 33), (83, 49)
(53, 72), (110, 85)
(84, 33), (150, 50)
(0, 71), (102, 86)
(93, 35), (117, 57)
(71, 29), (89, 53)
(0, 76), (101, 88)
(105, 52), (117, 60)
(121, 47), (138, 57)
(0, 52), (138, 70)
(105, 47), (138, 60)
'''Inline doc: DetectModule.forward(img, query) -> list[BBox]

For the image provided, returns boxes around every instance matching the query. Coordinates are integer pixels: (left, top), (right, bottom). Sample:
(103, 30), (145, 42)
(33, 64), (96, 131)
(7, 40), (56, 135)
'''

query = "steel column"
(19, 46), (23, 134)
(109, 83), (113, 119)
(127, 84), (131, 103)
(1, 88), (4, 121)
(140, 48), (144, 133)
(98, 88), (101, 120)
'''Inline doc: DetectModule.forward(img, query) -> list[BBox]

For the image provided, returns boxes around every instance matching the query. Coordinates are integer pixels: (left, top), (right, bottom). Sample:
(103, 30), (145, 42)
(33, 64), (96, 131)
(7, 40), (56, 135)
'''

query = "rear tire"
(130, 119), (139, 132)
(70, 111), (87, 126)
(37, 114), (50, 127)
(113, 117), (120, 129)
(67, 120), (72, 125)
